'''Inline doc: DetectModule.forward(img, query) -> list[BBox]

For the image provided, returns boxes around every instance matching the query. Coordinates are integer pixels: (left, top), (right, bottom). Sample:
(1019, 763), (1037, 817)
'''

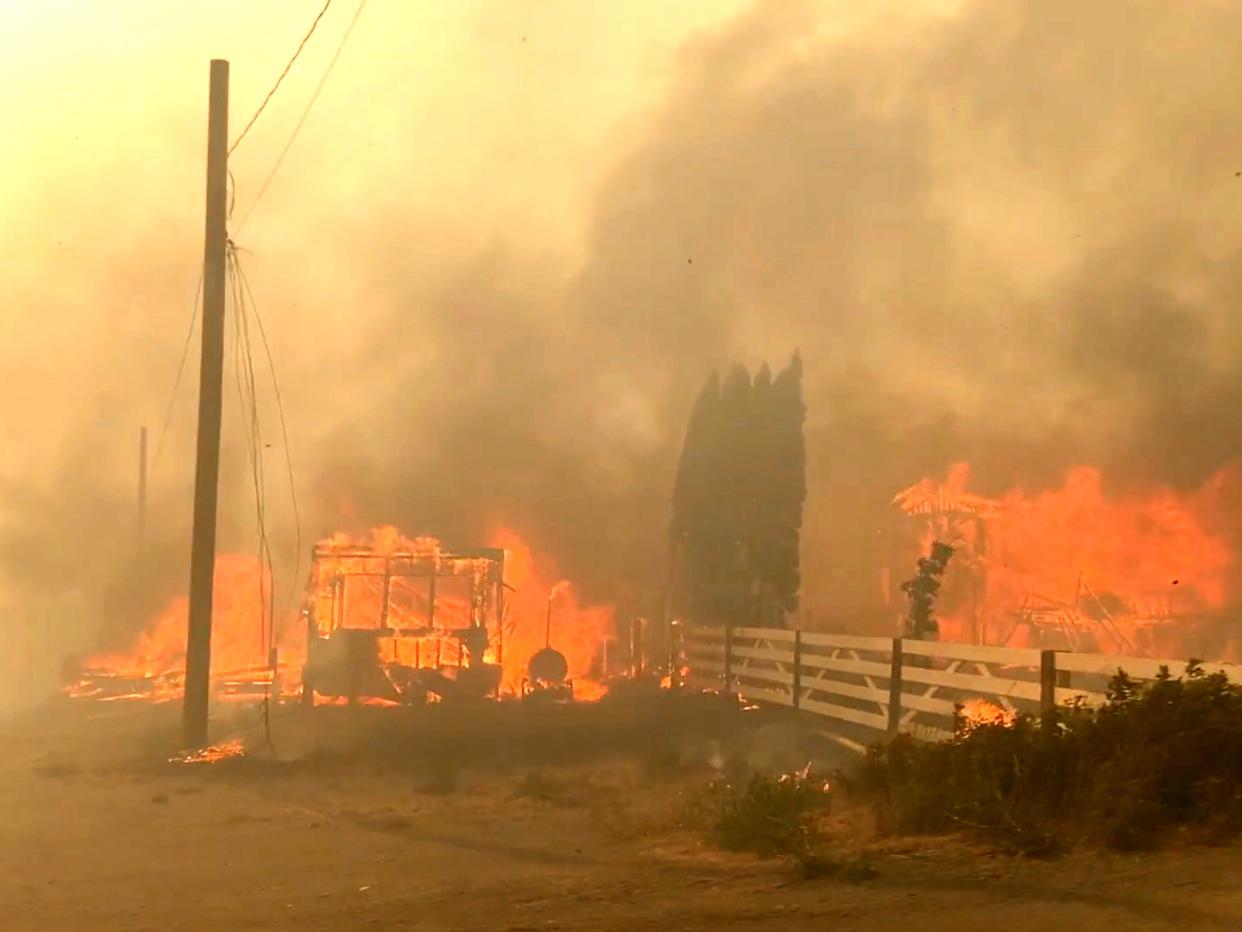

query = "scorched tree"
(670, 354), (806, 627)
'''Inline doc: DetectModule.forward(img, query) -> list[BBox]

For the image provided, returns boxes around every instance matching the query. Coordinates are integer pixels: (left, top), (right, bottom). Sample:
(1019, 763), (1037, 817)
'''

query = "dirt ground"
(4, 692), (1242, 931)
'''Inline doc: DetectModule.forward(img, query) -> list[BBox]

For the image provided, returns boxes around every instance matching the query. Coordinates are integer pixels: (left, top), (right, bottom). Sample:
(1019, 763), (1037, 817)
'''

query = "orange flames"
(896, 463), (1242, 658)
(306, 526), (493, 677)
(67, 554), (296, 703)
(170, 738), (246, 764)
(488, 526), (614, 697)
(957, 698), (1016, 731)
(67, 525), (615, 703)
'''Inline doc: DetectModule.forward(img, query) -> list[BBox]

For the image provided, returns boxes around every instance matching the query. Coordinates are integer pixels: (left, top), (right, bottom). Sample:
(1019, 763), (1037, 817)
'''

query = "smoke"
(329, 0), (1242, 614)
(7, 0), (1242, 668)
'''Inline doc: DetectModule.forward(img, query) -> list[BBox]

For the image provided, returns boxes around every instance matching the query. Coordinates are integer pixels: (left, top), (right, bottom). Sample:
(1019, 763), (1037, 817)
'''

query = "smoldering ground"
(6, 0), (1242, 670)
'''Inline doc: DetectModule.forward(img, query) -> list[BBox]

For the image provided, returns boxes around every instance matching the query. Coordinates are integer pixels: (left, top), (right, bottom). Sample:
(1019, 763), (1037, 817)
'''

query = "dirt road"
(3, 698), (1242, 931)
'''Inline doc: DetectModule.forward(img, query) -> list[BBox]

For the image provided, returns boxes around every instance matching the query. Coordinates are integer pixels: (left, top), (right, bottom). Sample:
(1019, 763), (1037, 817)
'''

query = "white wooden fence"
(677, 624), (1242, 751)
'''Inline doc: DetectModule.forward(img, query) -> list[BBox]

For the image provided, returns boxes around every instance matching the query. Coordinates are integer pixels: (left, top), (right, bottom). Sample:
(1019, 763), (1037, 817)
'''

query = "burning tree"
(670, 354), (806, 627)
(901, 541), (954, 640)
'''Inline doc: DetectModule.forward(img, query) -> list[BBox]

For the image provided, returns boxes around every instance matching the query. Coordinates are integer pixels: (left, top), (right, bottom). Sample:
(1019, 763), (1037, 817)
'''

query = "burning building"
(64, 525), (618, 706)
(889, 463), (999, 645)
(300, 529), (506, 705)
(887, 463), (1239, 658)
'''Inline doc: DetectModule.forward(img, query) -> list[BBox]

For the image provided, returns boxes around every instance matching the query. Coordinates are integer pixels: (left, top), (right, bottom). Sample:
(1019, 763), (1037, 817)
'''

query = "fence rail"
(677, 623), (1242, 750)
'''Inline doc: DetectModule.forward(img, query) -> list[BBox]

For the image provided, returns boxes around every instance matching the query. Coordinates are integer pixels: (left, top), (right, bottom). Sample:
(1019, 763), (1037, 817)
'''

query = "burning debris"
(64, 553), (293, 704)
(300, 529), (505, 705)
(957, 698), (1016, 732)
(169, 738), (246, 765)
(62, 526), (616, 707)
(890, 464), (1240, 658)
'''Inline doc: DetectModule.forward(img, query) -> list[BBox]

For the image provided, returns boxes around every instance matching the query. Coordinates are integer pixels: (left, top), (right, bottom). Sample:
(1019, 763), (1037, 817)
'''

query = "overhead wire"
(227, 244), (278, 749)
(193, 0), (358, 742)
(150, 270), (204, 478)
(223, 0), (356, 664)
(228, 0), (335, 156)
(236, 0), (370, 231)
(233, 255), (304, 621)
(226, 248), (270, 653)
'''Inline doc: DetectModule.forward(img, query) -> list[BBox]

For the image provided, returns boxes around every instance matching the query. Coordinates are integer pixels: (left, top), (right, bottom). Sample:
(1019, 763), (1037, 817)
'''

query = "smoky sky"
(329, 0), (1242, 613)
(8, 0), (1242, 650)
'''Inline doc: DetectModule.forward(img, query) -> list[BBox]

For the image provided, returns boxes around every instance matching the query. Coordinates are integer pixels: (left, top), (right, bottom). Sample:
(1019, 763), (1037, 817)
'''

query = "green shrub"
(857, 663), (1242, 852)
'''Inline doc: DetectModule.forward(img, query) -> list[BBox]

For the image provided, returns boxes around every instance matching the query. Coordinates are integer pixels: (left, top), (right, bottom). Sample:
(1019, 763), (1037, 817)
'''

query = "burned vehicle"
(300, 532), (505, 705)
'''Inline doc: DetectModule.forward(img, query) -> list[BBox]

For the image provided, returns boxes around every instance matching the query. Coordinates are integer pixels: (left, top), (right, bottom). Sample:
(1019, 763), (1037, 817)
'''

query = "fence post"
(631, 616), (645, 677)
(792, 628), (802, 710)
(668, 620), (682, 689)
(723, 625), (734, 696)
(887, 637), (903, 737)
(1040, 649), (1058, 732)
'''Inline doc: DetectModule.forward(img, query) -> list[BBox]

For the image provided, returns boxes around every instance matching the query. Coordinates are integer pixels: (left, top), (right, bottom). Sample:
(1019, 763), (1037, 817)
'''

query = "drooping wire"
(236, 0), (370, 232)
(229, 0), (336, 156)
(226, 245), (277, 750)
(227, 169), (238, 223)
(226, 245), (305, 751)
(150, 270), (204, 479)
(226, 248), (272, 649)
(232, 255), (304, 618)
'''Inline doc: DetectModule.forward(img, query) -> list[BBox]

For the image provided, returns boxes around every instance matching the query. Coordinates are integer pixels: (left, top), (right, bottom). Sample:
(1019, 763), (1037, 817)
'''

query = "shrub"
(514, 769), (563, 803)
(688, 766), (833, 864)
(856, 663), (1242, 852)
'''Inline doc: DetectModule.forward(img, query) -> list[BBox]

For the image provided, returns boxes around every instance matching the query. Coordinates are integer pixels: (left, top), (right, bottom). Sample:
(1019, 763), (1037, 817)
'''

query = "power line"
(227, 245), (278, 750)
(233, 252), (304, 619)
(226, 249), (305, 752)
(236, 0), (370, 231)
(150, 270), (204, 477)
(229, 0), (336, 156)
(226, 248), (271, 645)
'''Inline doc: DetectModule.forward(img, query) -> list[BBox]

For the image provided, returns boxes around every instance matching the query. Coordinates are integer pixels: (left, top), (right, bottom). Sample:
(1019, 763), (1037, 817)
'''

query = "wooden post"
(668, 620), (682, 689)
(301, 609), (316, 706)
(887, 637), (903, 737)
(723, 625), (734, 696)
(792, 629), (802, 709)
(379, 559), (391, 629)
(631, 617), (644, 677)
(183, 59), (229, 751)
(494, 567), (505, 666)
(1040, 649), (1058, 732)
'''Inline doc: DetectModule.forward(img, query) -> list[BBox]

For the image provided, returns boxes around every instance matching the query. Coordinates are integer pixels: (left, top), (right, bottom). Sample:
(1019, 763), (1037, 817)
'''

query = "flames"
(896, 463), (1242, 658)
(305, 527), (494, 678)
(65, 525), (615, 704)
(957, 698), (1016, 732)
(66, 554), (297, 703)
(489, 526), (613, 696)
(170, 738), (246, 764)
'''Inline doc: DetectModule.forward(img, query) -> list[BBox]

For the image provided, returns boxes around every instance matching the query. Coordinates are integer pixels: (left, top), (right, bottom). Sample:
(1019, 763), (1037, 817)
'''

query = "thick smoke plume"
(7, 0), (1242, 687)
(329, 0), (1242, 616)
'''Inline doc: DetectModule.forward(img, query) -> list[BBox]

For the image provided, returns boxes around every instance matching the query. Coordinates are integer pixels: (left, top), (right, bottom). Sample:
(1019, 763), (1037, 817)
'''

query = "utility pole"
(136, 425), (148, 553)
(183, 59), (229, 750)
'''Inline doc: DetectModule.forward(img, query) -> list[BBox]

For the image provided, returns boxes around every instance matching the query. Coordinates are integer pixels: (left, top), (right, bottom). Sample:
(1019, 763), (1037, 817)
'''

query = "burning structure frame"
(300, 537), (507, 705)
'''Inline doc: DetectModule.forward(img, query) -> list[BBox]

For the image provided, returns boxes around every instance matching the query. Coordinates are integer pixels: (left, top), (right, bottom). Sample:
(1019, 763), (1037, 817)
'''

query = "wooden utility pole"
(183, 59), (229, 749)
(136, 426), (148, 552)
